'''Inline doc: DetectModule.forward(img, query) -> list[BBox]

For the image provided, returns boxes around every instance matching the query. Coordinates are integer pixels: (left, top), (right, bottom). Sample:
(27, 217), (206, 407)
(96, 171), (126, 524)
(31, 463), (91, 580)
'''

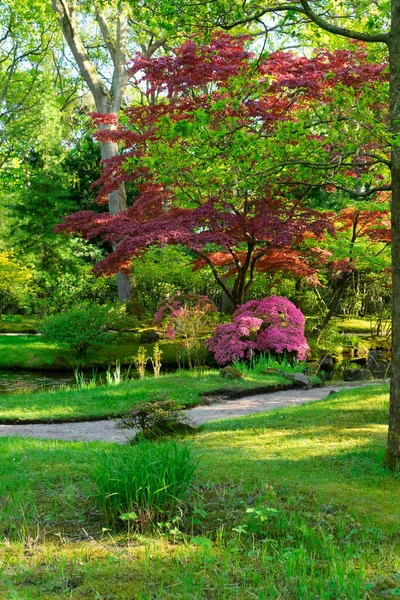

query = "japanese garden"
(0, 1), (399, 598)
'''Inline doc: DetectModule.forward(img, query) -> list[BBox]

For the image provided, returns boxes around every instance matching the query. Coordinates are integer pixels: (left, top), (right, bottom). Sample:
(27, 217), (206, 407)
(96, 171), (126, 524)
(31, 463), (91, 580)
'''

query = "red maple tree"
(57, 34), (386, 307)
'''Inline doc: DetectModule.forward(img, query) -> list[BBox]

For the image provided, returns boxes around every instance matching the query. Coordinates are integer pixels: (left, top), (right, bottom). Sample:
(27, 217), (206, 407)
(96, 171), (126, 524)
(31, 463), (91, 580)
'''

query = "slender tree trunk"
(51, 1), (142, 311)
(294, 278), (303, 310)
(98, 135), (135, 304)
(385, 1), (400, 470)
(317, 274), (350, 341)
(221, 291), (235, 314)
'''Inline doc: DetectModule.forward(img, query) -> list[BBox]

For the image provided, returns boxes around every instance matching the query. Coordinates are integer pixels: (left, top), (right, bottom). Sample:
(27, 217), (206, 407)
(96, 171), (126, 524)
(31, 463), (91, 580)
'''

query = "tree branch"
(94, 4), (116, 66)
(299, 0), (389, 44)
(217, 4), (306, 30)
(327, 182), (392, 198)
(51, 0), (110, 110)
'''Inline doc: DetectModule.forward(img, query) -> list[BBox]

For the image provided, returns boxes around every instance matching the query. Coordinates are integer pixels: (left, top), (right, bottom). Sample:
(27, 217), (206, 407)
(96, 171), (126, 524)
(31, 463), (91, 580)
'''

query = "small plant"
(150, 343), (163, 377)
(134, 346), (148, 379)
(117, 393), (197, 442)
(105, 361), (132, 385)
(91, 441), (199, 531)
(74, 369), (97, 389)
(233, 353), (305, 376)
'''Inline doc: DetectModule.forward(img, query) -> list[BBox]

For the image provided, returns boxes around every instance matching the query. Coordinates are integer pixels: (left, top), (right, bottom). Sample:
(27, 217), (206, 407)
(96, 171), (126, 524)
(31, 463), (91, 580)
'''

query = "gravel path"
(0, 382), (382, 444)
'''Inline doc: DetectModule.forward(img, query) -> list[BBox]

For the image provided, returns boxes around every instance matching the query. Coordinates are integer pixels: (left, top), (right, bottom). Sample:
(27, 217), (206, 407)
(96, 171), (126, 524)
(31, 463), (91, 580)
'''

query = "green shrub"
(38, 304), (135, 357)
(117, 393), (197, 442)
(92, 441), (199, 530)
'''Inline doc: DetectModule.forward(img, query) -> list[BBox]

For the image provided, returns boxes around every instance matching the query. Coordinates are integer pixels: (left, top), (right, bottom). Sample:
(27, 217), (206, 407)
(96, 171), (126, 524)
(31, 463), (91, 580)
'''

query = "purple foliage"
(206, 296), (309, 364)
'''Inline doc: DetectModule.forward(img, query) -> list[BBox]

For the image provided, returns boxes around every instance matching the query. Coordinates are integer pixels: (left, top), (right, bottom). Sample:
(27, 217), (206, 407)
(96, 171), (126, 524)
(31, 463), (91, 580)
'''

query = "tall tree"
(0, 1), (58, 168)
(57, 36), (385, 307)
(50, 0), (168, 309)
(213, 0), (398, 469)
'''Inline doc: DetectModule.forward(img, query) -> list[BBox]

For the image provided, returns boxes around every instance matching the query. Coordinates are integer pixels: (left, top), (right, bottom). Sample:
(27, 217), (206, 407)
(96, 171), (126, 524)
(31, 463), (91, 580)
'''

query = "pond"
(0, 369), (77, 395)
(0, 364), (140, 396)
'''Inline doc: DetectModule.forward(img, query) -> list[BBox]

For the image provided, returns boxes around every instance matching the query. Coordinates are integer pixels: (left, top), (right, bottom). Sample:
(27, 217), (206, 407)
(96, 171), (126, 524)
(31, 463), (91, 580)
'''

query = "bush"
(38, 304), (135, 357)
(92, 441), (198, 530)
(153, 292), (218, 368)
(206, 296), (310, 365)
(117, 393), (197, 442)
(0, 251), (37, 315)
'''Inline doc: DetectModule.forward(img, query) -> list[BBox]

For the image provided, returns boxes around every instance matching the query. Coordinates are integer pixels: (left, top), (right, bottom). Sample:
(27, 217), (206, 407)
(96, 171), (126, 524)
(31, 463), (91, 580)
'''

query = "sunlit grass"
(0, 334), (179, 369)
(0, 370), (290, 422)
(0, 384), (398, 598)
(334, 317), (387, 334)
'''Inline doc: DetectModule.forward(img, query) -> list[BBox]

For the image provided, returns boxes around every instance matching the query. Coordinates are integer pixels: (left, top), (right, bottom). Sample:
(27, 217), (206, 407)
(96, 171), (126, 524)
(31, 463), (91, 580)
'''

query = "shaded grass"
(0, 385), (399, 598)
(0, 370), (291, 423)
(0, 316), (37, 333)
(334, 317), (384, 335)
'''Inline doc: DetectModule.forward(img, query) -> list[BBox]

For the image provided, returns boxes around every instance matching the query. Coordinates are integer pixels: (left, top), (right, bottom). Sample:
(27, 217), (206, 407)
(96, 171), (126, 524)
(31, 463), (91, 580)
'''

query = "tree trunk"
(98, 136), (139, 307)
(317, 274), (350, 341)
(221, 291), (235, 314)
(294, 278), (303, 310)
(51, 1), (141, 311)
(385, 1), (400, 470)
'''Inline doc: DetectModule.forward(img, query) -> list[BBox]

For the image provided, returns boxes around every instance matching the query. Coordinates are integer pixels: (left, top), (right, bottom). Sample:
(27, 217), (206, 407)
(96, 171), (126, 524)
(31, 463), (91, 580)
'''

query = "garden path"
(0, 382), (383, 444)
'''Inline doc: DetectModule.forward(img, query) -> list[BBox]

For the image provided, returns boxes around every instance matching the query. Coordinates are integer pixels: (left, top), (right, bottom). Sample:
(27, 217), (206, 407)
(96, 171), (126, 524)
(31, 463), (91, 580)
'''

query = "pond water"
(0, 365), (141, 396)
(0, 370), (77, 395)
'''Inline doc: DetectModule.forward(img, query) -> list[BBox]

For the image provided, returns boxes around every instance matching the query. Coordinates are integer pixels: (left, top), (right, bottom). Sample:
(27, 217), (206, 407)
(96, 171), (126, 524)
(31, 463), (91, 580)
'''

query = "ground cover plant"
(0, 385), (398, 599)
(0, 370), (293, 423)
(117, 393), (197, 442)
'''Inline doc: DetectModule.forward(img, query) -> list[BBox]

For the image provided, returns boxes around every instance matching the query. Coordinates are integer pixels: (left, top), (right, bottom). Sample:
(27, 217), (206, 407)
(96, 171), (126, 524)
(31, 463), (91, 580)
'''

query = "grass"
(92, 441), (198, 528)
(234, 352), (306, 375)
(0, 384), (398, 598)
(0, 369), (294, 423)
(0, 334), (180, 370)
(0, 315), (37, 333)
(334, 317), (387, 335)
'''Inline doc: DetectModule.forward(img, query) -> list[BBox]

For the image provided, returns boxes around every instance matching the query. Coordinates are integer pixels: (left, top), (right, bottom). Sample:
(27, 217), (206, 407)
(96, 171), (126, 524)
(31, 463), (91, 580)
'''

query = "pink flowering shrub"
(206, 296), (309, 365)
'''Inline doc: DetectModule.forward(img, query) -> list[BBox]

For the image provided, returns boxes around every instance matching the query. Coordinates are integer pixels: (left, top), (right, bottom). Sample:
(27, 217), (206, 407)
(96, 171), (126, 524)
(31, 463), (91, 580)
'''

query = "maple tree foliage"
(57, 34), (387, 307)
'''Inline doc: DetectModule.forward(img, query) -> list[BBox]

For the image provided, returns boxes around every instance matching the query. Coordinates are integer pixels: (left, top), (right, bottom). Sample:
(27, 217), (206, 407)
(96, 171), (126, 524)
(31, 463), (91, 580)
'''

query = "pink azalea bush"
(206, 296), (309, 365)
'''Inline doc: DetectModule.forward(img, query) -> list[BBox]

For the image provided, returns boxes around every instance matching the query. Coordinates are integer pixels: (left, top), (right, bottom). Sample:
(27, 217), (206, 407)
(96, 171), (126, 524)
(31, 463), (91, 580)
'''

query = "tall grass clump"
(92, 441), (198, 531)
(233, 352), (305, 376)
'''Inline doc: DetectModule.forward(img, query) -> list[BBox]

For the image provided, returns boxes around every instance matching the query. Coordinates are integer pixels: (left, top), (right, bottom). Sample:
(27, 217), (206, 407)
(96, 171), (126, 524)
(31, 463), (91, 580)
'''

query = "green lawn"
(0, 370), (293, 423)
(0, 384), (398, 599)
(334, 317), (384, 335)
(0, 333), (179, 369)
(0, 316), (37, 333)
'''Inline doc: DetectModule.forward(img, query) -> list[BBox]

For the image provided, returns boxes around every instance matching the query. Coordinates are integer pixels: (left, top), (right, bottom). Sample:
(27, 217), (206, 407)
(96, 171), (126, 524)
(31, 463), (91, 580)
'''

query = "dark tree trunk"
(317, 274), (350, 340)
(385, 1), (400, 470)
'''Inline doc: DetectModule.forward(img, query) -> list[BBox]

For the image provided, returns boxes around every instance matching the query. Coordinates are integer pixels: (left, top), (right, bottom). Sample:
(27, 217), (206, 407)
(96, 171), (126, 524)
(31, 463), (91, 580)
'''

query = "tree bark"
(384, 0), (400, 470)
